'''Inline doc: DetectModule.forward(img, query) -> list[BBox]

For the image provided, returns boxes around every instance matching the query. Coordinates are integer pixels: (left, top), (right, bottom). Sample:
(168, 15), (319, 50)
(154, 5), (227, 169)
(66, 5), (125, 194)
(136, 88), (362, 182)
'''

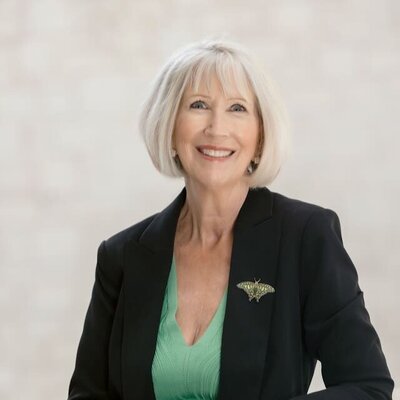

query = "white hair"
(138, 38), (292, 188)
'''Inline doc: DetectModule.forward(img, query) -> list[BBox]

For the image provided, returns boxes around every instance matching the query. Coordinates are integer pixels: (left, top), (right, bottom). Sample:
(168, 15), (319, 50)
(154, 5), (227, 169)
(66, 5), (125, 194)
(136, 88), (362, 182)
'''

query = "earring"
(172, 148), (177, 157)
(247, 157), (260, 175)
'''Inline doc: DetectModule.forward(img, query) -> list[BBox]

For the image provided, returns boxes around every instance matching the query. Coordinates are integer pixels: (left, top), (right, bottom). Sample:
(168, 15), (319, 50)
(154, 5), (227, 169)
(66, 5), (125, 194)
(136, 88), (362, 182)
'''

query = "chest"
(173, 244), (231, 346)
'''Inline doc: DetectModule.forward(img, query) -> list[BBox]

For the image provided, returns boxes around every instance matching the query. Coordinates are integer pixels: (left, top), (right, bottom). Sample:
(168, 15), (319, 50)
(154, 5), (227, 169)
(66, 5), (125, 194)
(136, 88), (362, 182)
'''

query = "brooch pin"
(237, 278), (275, 302)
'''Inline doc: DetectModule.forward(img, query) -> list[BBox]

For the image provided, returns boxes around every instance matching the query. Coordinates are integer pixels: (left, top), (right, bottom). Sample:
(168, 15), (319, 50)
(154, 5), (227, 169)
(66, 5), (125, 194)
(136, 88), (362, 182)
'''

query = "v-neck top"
(151, 256), (228, 400)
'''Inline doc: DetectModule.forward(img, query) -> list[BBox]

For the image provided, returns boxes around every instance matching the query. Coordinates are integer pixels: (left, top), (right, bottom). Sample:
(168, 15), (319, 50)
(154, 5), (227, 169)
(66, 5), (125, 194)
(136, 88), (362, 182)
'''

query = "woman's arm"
(68, 240), (122, 400)
(293, 208), (394, 400)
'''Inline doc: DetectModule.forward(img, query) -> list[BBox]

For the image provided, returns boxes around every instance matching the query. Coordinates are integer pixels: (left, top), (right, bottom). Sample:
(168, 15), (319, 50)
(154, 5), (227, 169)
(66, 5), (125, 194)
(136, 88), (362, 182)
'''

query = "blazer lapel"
(121, 186), (279, 400)
(121, 188), (185, 399)
(218, 188), (279, 399)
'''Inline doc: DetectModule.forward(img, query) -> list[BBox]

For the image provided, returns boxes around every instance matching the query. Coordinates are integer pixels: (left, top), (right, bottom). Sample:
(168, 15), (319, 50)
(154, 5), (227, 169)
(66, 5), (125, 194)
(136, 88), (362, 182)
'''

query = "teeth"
(200, 148), (233, 158)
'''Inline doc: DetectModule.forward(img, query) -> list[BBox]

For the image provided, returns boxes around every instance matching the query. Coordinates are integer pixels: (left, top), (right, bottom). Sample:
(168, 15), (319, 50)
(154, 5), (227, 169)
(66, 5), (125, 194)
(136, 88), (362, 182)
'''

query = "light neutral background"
(1, 1), (398, 399)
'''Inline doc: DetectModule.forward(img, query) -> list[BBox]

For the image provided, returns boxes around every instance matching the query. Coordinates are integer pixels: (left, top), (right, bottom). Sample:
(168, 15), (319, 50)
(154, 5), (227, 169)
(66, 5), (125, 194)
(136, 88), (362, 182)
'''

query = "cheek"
(174, 117), (200, 142)
(173, 119), (186, 144)
(238, 121), (260, 147)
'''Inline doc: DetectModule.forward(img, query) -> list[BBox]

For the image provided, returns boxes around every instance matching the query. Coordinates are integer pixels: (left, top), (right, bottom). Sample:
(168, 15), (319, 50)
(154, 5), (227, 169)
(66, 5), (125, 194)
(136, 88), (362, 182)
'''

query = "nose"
(204, 108), (230, 137)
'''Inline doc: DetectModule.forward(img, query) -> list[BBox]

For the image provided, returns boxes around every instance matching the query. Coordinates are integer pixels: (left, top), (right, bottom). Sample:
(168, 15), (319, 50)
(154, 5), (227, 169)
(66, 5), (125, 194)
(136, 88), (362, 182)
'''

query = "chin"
(186, 173), (245, 190)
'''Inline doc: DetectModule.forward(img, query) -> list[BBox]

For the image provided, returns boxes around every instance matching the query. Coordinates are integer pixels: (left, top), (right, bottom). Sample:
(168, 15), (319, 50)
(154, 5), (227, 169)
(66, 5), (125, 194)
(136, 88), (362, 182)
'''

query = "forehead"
(183, 60), (255, 101)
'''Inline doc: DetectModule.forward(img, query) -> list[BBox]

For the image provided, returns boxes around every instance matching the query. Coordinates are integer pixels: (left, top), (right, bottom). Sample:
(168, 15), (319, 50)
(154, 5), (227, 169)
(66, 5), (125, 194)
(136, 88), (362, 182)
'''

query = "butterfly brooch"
(237, 278), (275, 302)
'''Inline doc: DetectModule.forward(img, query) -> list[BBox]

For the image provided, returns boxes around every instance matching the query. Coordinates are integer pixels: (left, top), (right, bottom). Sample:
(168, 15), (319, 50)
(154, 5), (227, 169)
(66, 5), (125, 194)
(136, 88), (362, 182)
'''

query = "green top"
(151, 255), (228, 400)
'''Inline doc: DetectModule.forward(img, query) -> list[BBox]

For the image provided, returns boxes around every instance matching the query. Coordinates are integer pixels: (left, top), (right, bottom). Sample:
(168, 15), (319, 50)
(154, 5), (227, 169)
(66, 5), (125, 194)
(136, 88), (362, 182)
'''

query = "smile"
(196, 146), (235, 160)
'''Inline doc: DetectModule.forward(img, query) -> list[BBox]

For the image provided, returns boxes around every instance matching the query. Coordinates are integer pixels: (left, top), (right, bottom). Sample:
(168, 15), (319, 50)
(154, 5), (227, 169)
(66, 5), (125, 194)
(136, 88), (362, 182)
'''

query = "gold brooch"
(237, 279), (275, 302)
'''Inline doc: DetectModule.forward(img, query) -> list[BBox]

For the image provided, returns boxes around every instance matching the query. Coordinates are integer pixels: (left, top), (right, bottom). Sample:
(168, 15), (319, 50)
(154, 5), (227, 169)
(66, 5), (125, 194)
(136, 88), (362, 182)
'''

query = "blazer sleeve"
(291, 208), (394, 400)
(68, 240), (122, 400)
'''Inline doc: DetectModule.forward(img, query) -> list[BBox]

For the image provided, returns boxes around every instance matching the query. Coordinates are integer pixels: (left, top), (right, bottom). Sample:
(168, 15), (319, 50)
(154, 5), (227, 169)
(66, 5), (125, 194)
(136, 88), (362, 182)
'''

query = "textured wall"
(1, 1), (398, 399)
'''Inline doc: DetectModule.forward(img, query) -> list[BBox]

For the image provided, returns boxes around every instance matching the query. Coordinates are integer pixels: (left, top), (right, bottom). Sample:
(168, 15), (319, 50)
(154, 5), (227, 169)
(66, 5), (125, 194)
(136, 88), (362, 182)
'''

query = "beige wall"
(1, 1), (398, 398)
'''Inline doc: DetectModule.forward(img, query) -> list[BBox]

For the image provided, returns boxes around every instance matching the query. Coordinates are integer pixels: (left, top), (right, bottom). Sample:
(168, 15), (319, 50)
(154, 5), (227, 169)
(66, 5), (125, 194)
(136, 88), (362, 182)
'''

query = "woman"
(68, 39), (394, 400)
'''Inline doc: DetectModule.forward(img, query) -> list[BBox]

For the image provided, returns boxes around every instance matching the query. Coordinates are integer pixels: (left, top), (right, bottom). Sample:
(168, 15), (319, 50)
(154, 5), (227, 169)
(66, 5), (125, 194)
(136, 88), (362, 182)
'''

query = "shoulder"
(102, 212), (159, 257)
(89, 212), (161, 289)
(268, 189), (343, 246)
(271, 189), (339, 225)
(270, 191), (347, 295)
(101, 187), (186, 253)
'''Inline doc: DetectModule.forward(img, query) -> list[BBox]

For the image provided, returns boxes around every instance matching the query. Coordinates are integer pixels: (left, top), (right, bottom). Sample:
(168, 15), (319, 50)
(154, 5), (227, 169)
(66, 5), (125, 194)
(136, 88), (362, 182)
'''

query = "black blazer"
(68, 186), (394, 400)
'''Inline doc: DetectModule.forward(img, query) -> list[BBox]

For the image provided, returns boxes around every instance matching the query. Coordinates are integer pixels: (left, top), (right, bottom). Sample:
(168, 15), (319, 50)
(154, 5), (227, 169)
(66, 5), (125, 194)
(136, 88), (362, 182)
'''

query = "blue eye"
(231, 103), (246, 112)
(190, 100), (207, 109)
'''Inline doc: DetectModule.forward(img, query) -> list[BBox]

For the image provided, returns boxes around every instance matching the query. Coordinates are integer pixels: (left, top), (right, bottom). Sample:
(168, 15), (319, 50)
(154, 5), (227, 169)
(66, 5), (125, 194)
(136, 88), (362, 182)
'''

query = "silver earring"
(247, 158), (259, 175)
(172, 148), (177, 157)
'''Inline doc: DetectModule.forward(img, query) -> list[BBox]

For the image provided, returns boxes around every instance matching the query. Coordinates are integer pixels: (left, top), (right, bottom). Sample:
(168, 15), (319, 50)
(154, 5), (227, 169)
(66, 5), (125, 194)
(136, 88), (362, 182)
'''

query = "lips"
(196, 145), (235, 159)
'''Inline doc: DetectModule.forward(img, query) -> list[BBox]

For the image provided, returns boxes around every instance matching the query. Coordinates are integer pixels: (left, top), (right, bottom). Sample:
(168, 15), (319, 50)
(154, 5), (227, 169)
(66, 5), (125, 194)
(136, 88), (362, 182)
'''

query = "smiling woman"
(68, 39), (394, 400)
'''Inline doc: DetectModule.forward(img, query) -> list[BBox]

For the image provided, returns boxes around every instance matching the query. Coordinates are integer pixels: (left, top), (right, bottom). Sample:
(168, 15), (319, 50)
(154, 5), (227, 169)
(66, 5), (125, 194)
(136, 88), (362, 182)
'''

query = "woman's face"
(173, 73), (261, 190)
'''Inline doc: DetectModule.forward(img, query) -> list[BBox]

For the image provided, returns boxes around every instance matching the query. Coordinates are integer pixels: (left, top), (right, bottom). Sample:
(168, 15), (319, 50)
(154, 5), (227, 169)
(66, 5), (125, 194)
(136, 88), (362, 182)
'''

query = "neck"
(177, 179), (250, 249)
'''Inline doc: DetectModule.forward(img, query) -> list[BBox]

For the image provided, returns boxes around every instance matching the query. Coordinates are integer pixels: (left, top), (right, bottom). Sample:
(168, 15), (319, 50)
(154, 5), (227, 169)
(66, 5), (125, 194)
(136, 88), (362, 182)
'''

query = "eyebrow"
(188, 94), (249, 103)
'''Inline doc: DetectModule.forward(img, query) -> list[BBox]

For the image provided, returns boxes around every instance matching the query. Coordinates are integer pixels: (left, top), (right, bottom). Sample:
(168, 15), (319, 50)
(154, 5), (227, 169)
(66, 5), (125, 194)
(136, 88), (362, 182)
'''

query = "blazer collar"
(138, 185), (274, 252)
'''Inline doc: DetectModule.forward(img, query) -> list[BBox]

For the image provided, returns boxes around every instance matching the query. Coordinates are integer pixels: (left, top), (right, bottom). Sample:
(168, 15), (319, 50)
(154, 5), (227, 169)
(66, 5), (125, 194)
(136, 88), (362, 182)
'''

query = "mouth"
(196, 146), (235, 159)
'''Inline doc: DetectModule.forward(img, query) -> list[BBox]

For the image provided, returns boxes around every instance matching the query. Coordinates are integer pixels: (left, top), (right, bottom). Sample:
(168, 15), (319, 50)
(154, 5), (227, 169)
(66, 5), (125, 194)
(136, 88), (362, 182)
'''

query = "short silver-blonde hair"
(138, 38), (291, 188)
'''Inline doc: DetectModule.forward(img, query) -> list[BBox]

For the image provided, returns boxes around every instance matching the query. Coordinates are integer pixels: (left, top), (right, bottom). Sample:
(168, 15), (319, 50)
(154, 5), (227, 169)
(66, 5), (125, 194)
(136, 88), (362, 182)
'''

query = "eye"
(190, 100), (207, 109)
(231, 103), (247, 112)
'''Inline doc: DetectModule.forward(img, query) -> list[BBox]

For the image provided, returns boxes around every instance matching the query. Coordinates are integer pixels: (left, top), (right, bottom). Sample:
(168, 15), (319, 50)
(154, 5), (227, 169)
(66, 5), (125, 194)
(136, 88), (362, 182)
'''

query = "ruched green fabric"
(151, 255), (228, 400)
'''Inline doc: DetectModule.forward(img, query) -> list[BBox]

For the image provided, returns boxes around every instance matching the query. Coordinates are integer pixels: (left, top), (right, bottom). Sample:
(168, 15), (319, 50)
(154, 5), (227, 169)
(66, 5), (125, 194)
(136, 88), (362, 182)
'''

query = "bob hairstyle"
(138, 38), (291, 188)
